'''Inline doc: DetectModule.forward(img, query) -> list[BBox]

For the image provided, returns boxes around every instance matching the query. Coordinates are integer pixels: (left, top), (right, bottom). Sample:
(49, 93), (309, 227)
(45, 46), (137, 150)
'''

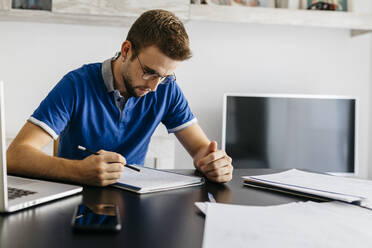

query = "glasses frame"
(136, 55), (176, 84)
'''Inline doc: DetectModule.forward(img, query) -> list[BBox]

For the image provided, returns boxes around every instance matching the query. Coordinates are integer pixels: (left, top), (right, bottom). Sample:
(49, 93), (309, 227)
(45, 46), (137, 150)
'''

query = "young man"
(7, 9), (233, 186)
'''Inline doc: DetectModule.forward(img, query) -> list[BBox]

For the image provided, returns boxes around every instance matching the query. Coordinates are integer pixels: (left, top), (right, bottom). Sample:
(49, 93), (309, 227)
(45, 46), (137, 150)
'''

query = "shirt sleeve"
(28, 74), (76, 140)
(162, 82), (197, 133)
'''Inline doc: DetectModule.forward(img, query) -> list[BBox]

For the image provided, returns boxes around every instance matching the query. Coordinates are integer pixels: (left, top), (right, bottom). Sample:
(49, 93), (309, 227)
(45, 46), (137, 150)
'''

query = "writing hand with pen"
(77, 147), (126, 186)
(77, 146), (140, 187)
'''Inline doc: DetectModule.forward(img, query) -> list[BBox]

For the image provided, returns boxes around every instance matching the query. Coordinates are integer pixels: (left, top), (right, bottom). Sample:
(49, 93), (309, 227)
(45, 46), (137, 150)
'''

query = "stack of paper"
(243, 169), (372, 209)
(113, 165), (204, 194)
(197, 201), (372, 248)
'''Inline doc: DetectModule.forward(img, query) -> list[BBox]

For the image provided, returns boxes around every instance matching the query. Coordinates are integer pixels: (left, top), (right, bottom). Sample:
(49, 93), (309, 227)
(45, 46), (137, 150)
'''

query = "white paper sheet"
(243, 169), (372, 207)
(195, 202), (207, 215)
(202, 201), (372, 248)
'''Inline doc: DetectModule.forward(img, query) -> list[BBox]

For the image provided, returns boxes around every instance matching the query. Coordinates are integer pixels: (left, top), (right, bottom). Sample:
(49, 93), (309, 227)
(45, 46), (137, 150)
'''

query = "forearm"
(191, 144), (209, 164)
(175, 124), (233, 183)
(175, 124), (210, 166)
(7, 144), (82, 183)
(175, 123), (233, 182)
(181, 141), (209, 169)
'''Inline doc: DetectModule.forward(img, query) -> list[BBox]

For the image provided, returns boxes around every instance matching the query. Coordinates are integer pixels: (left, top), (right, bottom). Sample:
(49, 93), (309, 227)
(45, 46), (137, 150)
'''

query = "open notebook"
(243, 169), (372, 209)
(113, 165), (204, 194)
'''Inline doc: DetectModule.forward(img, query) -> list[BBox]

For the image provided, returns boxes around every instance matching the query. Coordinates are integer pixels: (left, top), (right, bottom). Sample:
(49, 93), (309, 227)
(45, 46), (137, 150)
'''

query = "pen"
(77, 145), (141, 172)
(208, 192), (216, 203)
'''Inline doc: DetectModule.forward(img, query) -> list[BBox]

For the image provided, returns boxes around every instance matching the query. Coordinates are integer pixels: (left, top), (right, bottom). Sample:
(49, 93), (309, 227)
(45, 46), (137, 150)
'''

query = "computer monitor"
(222, 94), (357, 174)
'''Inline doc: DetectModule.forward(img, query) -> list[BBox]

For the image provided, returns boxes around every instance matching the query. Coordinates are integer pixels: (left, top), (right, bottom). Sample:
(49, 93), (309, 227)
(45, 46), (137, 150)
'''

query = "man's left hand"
(195, 141), (233, 183)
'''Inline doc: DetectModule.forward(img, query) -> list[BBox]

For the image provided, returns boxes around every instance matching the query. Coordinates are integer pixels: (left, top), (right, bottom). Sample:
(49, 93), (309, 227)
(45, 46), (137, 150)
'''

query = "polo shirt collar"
(102, 52), (121, 92)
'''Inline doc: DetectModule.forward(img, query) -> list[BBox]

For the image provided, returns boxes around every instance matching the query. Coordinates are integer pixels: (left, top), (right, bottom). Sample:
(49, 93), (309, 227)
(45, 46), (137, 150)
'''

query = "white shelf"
(0, 8), (137, 27)
(0, 0), (189, 27)
(1, 2), (372, 37)
(189, 5), (372, 36)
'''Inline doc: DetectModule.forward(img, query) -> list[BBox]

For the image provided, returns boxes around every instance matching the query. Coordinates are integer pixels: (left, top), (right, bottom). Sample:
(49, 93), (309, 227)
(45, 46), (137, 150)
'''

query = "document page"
(115, 165), (203, 193)
(243, 169), (372, 206)
(202, 201), (372, 248)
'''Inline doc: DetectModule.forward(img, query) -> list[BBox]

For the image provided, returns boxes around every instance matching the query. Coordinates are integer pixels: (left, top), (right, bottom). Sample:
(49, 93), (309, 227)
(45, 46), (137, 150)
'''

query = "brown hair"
(126, 9), (192, 61)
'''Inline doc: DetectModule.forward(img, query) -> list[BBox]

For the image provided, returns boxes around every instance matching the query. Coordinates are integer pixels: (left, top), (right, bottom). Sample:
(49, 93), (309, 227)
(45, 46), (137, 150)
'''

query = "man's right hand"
(78, 150), (126, 186)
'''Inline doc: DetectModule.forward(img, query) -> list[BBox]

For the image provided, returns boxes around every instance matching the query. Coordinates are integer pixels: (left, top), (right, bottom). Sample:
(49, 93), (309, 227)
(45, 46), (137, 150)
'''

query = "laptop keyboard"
(8, 187), (37, 200)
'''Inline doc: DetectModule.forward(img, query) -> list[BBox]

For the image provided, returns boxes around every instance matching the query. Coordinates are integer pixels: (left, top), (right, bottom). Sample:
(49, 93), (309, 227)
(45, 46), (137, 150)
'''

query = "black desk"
(1, 169), (311, 248)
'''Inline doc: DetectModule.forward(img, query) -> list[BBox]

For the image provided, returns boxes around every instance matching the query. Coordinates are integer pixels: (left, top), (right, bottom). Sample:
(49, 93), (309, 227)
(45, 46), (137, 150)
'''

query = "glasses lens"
(142, 72), (176, 84)
(142, 73), (158, 81)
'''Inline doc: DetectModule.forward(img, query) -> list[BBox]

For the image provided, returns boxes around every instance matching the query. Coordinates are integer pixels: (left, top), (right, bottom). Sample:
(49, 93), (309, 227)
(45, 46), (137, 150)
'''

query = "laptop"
(0, 81), (83, 213)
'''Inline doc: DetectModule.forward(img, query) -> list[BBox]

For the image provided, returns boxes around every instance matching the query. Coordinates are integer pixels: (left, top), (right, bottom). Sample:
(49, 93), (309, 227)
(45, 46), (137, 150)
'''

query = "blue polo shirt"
(28, 56), (196, 165)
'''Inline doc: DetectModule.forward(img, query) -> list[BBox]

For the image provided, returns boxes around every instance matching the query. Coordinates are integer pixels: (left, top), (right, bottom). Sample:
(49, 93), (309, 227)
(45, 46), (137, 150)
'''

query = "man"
(7, 9), (233, 186)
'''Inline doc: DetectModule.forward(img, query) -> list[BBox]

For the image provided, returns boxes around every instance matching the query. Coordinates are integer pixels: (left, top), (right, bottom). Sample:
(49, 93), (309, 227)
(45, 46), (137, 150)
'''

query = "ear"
(120, 40), (132, 60)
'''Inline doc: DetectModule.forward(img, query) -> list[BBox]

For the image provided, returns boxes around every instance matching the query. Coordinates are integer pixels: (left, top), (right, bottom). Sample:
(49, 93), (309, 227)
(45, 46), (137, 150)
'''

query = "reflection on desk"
(0, 169), (309, 248)
(0, 195), (82, 247)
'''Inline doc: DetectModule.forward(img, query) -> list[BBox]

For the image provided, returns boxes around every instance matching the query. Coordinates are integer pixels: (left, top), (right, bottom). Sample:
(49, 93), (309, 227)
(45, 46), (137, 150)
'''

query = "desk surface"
(0, 169), (314, 248)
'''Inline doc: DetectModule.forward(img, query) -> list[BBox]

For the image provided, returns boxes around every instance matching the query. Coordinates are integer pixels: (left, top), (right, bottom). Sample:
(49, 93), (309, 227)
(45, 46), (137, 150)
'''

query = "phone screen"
(72, 203), (121, 232)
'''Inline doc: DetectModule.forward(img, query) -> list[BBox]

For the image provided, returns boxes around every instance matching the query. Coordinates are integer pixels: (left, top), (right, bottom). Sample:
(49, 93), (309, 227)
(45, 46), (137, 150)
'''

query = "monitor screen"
(223, 94), (356, 173)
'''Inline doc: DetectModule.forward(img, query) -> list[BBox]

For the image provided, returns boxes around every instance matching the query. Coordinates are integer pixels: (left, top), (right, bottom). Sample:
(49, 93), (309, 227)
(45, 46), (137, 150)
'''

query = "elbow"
(7, 144), (16, 172)
(6, 142), (22, 173)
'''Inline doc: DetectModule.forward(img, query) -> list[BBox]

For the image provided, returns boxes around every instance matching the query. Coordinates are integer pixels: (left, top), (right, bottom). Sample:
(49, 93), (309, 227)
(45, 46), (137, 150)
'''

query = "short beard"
(122, 74), (153, 98)
(122, 73), (137, 98)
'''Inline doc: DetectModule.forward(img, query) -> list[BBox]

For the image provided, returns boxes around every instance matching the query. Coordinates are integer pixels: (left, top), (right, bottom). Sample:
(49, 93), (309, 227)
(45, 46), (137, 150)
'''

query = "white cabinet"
(145, 136), (175, 169)
(0, 0), (9, 10)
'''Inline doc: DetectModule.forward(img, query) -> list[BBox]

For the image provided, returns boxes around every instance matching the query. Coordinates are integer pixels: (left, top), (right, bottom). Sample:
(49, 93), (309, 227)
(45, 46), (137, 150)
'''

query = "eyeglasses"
(136, 56), (176, 84)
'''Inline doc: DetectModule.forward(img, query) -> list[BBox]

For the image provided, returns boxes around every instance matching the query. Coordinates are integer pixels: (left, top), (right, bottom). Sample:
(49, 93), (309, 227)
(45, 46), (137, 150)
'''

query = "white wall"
(0, 21), (126, 139)
(0, 19), (371, 177)
(180, 21), (371, 177)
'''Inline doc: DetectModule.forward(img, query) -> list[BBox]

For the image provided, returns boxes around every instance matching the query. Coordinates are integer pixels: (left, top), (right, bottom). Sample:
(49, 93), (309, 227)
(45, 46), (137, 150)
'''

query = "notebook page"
(116, 165), (202, 192)
(243, 169), (372, 204)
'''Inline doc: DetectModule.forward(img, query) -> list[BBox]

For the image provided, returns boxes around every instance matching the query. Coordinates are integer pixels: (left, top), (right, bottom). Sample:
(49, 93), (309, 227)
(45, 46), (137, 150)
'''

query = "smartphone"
(71, 203), (122, 232)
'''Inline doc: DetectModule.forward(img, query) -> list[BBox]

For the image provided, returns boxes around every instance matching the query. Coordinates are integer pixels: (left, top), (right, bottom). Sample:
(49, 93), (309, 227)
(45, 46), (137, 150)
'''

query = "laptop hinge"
(0, 81), (8, 211)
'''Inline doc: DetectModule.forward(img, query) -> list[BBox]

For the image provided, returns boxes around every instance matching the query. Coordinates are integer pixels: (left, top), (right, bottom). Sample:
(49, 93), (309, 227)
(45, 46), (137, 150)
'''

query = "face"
(120, 44), (180, 98)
